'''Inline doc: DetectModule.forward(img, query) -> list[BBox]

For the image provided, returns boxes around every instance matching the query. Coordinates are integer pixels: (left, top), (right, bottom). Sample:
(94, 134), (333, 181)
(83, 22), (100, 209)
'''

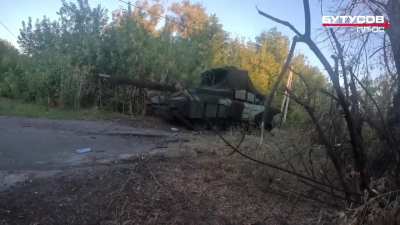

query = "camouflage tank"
(150, 67), (280, 130)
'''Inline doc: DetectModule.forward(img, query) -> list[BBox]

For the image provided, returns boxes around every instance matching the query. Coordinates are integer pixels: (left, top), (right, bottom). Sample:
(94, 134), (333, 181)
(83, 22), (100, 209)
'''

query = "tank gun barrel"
(98, 74), (179, 92)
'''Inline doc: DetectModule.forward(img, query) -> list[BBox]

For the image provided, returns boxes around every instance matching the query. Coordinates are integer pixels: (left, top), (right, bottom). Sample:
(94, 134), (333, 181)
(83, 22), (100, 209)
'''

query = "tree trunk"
(387, 0), (400, 134)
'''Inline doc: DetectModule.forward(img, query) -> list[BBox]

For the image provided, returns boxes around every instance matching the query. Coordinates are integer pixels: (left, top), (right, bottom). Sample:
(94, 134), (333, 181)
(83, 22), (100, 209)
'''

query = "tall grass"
(0, 97), (123, 120)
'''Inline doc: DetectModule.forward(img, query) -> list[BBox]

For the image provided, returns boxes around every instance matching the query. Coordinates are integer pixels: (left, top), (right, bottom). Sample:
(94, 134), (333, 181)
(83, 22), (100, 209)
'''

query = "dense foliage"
(0, 0), (326, 118)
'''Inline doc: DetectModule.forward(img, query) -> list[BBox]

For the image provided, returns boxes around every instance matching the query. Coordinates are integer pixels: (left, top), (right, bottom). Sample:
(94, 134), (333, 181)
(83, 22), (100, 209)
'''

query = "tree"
(168, 0), (209, 38)
(3, 0), (328, 119)
(130, 0), (164, 34)
(0, 39), (23, 98)
(325, 0), (400, 147)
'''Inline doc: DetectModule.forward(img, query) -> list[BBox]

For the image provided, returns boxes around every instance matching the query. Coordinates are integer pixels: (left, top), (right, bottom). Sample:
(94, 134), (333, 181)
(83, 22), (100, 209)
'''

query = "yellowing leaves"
(169, 1), (209, 38)
(211, 29), (289, 95)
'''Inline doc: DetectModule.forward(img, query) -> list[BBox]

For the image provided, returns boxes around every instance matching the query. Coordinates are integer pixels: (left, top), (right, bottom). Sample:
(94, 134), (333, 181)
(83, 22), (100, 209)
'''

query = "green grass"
(0, 97), (124, 120)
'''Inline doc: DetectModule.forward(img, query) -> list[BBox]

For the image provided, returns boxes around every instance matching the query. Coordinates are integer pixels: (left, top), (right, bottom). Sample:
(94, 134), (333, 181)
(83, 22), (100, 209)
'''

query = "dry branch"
(261, 36), (299, 129)
(255, 6), (302, 37)
(257, 0), (371, 198)
(211, 123), (360, 200)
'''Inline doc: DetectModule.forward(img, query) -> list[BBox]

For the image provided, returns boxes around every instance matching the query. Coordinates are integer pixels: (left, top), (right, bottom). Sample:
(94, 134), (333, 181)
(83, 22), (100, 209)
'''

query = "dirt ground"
(0, 116), (173, 170)
(0, 117), (334, 225)
(0, 116), (179, 190)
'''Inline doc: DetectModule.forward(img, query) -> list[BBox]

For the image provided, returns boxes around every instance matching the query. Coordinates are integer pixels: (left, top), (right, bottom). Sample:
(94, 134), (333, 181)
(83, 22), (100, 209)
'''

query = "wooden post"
(280, 70), (294, 125)
(259, 121), (264, 145)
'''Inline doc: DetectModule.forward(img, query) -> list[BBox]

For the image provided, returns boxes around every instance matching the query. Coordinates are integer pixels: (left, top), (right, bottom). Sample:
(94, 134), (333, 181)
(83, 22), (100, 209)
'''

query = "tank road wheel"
(171, 110), (196, 130)
(192, 120), (208, 131)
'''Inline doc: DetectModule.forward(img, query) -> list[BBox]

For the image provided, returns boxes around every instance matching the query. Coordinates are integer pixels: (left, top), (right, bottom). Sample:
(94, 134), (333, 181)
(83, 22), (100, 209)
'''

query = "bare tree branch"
(258, 0), (370, 194)
(369, 0), (387, 10)
(303, 0), (311, 37)
(261, 36), (299, 129)
(383, 33), (396, 80)
(330, 29), (350, 98)
(256, 6), (302, 37)
(285, 87), (353, 201)
(211, 122), (359, 199)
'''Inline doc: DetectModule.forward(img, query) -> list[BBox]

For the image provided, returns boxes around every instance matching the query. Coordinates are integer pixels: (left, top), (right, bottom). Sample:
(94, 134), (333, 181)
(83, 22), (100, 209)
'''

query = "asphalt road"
(0, 116), (172, 171)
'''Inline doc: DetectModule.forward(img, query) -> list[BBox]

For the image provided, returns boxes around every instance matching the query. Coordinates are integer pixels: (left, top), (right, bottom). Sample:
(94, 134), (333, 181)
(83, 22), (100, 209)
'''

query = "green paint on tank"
(150, 67), (280, 130)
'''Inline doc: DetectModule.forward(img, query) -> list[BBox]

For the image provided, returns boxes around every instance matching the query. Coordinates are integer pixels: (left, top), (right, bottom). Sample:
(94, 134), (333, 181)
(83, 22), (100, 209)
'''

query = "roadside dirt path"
(0, 154), (328, 225)
(0, 116), (175, 190)
(0, 116), (333, 225)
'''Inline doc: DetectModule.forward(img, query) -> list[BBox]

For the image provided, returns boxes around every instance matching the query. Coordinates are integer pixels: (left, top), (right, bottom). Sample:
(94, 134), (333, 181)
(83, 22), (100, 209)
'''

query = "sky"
(0, 0), (327, 69)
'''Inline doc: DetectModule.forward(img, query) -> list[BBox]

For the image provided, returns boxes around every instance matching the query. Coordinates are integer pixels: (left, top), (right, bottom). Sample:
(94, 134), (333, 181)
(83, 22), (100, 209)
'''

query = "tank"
(150, 67), (280, 130)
